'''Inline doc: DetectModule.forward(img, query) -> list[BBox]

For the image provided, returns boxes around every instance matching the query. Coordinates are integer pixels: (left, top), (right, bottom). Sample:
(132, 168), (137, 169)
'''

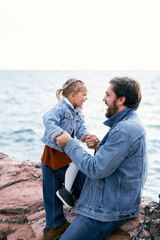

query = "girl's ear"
(70, 92), (76, 100)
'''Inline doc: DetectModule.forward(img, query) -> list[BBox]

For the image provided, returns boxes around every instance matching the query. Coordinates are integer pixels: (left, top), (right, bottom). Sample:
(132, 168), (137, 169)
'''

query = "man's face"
(103, 84), (119, 118)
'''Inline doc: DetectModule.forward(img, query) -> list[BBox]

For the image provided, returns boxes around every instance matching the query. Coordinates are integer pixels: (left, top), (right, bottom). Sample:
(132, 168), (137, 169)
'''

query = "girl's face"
(72, 85), (88, 108)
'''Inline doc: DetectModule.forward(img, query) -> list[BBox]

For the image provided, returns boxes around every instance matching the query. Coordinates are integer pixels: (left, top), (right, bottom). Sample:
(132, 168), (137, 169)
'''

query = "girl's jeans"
(41, 161), (85, 229)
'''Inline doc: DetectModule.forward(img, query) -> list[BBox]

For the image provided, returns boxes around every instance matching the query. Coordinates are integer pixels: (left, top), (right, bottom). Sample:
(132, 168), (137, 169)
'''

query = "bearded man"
(53, 77), (148, 240)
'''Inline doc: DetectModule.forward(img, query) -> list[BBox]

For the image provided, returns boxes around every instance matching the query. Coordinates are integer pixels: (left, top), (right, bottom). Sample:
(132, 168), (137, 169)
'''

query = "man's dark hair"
(109, 77), (142, 110)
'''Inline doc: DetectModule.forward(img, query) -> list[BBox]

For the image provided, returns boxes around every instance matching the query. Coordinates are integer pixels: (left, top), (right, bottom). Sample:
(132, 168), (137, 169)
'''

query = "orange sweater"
(41, 145), (72, 170)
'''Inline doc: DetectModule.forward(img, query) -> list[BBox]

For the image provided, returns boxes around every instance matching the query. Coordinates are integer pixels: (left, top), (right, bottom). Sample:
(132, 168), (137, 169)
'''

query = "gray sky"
(0, 0), (160, 70)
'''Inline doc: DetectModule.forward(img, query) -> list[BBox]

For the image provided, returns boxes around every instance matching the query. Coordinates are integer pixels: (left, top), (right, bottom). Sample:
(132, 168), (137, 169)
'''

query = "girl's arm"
(43, 107), (63, 140)
(75, 114), (90, 140)
(76, 113), (100, 147)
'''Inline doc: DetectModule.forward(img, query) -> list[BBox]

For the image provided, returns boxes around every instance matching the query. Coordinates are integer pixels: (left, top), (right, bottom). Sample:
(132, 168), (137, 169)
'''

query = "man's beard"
(105, 99), (118, 118)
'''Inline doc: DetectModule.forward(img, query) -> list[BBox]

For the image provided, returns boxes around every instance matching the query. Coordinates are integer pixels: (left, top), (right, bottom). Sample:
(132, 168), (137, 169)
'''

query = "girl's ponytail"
(56, 78), (84, 102)
(56, 88), (63, 101)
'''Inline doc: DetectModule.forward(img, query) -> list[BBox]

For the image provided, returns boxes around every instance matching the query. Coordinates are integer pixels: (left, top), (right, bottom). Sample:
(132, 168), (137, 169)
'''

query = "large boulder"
(0, 153), (159, 240)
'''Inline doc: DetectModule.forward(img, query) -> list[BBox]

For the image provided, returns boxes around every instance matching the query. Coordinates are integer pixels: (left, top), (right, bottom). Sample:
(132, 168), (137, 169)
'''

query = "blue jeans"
(41, 162), (85, 229)
(60, 215), (126, 240)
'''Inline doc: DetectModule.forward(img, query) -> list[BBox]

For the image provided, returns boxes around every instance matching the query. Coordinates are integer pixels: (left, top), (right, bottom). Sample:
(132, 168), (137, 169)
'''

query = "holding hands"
(81, 134), (100, 149)
(55, 132), (100, 149)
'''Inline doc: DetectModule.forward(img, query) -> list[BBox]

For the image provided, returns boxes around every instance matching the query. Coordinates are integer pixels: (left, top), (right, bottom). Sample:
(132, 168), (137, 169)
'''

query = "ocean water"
(0, 70), (160, 202)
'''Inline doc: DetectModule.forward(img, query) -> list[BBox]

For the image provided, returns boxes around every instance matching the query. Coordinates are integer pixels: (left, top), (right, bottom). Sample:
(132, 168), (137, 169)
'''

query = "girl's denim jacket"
(64, 108), (148, 222)
(41, 98), (89, 152)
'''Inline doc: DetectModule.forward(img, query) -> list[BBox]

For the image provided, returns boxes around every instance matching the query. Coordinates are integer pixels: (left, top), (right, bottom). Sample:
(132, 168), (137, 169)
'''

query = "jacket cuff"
(79, 131), (90, 140)
(64, 139), (77, 155)
(50, 128), (63, 139)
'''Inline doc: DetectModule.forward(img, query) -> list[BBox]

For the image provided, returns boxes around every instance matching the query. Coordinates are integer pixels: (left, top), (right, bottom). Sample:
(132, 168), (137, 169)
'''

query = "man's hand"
(82, 134), (100, 149)
(55, 131), (72, 147)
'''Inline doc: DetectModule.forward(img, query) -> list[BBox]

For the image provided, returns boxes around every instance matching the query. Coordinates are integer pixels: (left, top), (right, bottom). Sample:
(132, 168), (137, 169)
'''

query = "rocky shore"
(0, 153), (159, 240)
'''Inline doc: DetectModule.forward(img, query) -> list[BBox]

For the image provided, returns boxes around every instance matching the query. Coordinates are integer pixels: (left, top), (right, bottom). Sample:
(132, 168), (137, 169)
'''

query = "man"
(55, 77), (148, 240)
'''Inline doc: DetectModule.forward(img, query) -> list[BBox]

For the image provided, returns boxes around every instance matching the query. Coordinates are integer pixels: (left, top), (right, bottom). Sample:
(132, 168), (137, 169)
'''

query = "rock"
(0, 153), (159, 240)
(0, 153), (44, 240)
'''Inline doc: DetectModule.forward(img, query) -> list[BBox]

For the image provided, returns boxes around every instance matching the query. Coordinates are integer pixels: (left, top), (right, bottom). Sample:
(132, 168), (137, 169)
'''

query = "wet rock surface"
(0, 153), (159, 240)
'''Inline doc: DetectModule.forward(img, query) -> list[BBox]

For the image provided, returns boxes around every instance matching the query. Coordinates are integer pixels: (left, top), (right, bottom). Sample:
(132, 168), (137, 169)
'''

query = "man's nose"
(103, 95), (106, 102)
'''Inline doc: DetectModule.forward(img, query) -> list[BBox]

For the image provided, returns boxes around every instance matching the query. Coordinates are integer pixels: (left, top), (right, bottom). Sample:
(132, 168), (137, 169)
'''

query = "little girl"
(41, 78), (93, 208)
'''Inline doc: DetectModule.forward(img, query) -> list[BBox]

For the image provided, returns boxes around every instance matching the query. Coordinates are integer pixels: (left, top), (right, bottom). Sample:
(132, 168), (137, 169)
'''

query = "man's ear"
(118, 96), (126, 106)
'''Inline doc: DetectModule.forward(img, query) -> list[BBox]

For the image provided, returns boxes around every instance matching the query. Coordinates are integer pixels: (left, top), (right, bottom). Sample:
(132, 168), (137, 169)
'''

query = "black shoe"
(56, 187), (75, 208)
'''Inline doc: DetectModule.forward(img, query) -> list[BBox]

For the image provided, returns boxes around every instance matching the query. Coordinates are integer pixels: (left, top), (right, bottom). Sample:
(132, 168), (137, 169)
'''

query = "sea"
(0, 70), (160, 202)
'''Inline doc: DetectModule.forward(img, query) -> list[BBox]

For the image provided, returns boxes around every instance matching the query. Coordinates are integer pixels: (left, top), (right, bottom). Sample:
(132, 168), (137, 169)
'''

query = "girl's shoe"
(56, 187), (75, 208)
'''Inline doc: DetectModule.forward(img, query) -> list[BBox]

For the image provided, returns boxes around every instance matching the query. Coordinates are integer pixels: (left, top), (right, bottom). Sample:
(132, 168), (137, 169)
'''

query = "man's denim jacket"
(64, 108), (148, 221)
(41, 98), (89, 152)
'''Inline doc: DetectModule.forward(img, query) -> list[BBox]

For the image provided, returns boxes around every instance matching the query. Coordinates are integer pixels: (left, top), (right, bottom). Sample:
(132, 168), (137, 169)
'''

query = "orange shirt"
(41, 145), (72, 170)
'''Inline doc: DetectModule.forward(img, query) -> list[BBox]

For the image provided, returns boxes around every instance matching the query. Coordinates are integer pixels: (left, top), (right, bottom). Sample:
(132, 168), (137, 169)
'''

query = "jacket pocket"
(98, 179), (105, 208)
(76, 114), (83, 121)
(65, 111), (73, 120)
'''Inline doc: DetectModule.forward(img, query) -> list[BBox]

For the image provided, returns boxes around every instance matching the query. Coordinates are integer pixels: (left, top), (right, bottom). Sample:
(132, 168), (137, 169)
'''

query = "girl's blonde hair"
(56, 78), (85, 101)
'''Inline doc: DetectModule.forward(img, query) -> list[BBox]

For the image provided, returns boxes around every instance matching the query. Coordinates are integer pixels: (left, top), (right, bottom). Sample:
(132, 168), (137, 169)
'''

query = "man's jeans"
(60, 215), (126, 240)
(41, 162), (85, 229)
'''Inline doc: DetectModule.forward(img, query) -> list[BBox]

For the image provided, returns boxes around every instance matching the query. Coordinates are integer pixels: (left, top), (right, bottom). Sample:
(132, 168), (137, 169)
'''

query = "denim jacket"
(64, 108), (148, 221)
(41, 98), (89, 152)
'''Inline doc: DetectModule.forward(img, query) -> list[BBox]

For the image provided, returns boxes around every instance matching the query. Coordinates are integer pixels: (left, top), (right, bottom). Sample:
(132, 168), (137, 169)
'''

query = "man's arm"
(56, 131), (100, 149)
(56, 131), (131, 180)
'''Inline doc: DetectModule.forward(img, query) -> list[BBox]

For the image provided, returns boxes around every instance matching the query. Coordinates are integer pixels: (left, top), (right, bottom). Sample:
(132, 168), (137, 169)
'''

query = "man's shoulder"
(117, 114), (145, 136)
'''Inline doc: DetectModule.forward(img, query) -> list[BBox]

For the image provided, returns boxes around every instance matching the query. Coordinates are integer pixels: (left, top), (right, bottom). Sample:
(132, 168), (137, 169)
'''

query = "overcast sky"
(0, 0), (160, 70)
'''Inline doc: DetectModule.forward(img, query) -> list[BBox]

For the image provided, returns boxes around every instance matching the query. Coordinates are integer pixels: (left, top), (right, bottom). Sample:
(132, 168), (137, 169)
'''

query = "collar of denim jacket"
(63, 97), (81, 112)
(103, 108), (135, 128)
